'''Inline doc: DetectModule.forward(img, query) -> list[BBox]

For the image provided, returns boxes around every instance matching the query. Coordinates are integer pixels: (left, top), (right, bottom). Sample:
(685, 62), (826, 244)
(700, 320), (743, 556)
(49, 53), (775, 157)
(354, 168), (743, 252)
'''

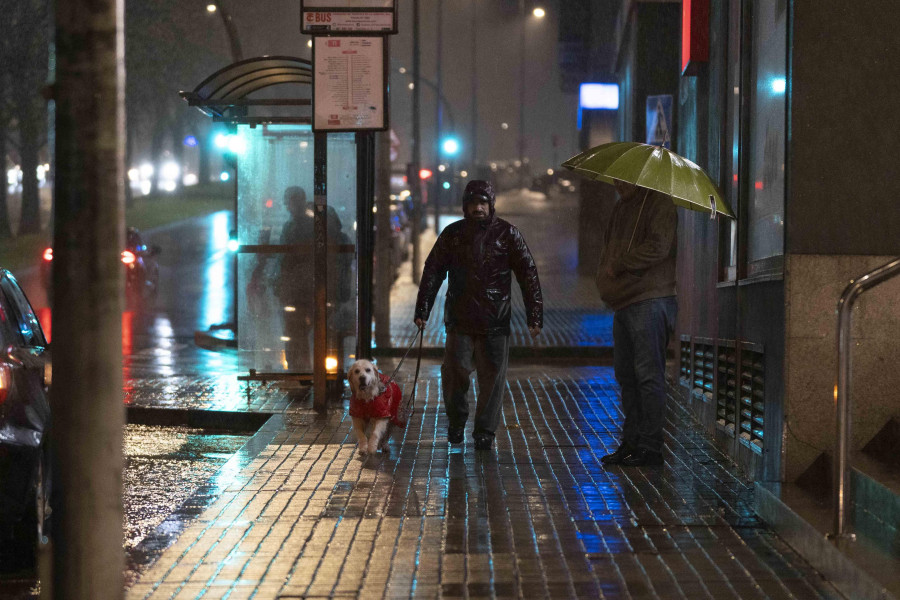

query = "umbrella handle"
(626, 189), (650, 253)
(709, 195), (717, 220)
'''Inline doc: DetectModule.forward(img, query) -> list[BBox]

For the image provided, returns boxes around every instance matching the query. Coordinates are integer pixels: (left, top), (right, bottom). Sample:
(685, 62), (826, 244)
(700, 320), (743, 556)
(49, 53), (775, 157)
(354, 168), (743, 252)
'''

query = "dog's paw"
(367, 440), (380, 455)
(357, 442), (369, 455)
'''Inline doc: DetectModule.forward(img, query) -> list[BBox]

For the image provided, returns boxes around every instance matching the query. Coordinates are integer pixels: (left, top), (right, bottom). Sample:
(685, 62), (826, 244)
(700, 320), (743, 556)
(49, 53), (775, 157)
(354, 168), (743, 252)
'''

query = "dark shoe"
(621, 448), (663, 467)
(600, 445), (633, 465)
(473, 434), (493, 451)
(448, 427), (464, 444)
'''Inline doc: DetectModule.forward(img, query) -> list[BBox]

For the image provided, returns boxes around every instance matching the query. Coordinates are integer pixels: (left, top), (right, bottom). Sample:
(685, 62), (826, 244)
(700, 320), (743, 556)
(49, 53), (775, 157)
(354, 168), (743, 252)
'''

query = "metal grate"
(739, 347), (765, 450)
(717, 343), (737, 430)
(680, 335), (692, 386)
(692, 339), (714, 402)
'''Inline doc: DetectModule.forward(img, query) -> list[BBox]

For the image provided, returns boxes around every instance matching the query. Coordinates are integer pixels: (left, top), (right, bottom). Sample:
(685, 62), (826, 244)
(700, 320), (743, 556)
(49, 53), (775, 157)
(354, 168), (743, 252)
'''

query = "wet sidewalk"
(127, 363), (842, 599)
(126, 190), (844, 598)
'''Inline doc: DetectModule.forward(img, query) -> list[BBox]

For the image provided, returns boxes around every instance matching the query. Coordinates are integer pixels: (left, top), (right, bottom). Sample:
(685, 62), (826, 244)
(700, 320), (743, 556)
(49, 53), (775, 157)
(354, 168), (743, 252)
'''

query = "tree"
(5, 0), (50, 236)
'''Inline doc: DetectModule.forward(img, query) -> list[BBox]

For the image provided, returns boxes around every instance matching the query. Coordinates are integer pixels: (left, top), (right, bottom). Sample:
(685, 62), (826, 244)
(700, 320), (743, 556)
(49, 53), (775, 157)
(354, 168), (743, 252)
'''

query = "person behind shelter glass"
(278, 186), (315, 372)
(596, 179), (677, 467)
(414, 180), (543, 451)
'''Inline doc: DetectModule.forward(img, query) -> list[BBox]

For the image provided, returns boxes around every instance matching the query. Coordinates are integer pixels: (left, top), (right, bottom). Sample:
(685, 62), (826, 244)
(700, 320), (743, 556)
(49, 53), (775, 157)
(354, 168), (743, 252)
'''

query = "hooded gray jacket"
(595, 187), (677, 311)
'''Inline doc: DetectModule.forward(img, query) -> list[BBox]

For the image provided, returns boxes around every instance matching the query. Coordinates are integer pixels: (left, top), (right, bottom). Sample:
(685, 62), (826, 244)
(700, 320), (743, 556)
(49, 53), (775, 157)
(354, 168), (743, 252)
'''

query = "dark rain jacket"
(595, 187), (677, 311)
(415, 215), (543, 336)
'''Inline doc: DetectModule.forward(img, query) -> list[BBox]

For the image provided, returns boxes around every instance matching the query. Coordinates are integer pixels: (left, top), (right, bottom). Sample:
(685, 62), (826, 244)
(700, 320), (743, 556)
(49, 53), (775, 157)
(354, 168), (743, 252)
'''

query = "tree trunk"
(124, 121), (134, 208)
(17, 100), (42, 235)
(171, 113), (185, 193)
(0, 125), (11, 239)
(198, 121), (211, 185)
(148, 113), (166, 195)
(52, 0), (125, 596)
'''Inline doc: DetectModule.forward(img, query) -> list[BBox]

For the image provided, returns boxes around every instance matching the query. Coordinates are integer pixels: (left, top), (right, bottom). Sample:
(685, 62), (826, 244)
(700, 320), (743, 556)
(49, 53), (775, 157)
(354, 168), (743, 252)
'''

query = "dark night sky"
(132, 0), (581, 175)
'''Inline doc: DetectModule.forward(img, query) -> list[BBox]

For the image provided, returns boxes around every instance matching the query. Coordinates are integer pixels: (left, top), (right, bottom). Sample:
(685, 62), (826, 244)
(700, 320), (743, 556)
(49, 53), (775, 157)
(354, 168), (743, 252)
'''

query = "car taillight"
(43, 248), (53, 262)
(0, 363), (10, 406)
(121, 250), (136, 265)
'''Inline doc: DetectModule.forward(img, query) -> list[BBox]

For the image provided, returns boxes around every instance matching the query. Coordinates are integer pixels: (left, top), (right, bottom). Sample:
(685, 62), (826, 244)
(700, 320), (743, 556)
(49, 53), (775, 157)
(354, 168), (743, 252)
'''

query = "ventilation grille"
(717, 344), (737, 429)
(680, 336), (691, 385)
(739, 347), (765, 449)
(692, 340), (714, 402)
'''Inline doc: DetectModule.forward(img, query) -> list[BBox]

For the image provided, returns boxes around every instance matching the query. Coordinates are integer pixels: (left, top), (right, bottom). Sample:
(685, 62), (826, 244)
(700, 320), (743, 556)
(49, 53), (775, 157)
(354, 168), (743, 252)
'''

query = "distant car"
(42, 227), (160, 309)
(0, 270), (52, 564)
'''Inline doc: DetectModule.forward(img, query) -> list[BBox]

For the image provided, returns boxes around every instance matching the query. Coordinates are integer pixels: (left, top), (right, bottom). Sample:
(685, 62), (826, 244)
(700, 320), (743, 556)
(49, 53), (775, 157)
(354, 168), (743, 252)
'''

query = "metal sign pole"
(314, 132), (328, 410)
(356, 131), (375, 359)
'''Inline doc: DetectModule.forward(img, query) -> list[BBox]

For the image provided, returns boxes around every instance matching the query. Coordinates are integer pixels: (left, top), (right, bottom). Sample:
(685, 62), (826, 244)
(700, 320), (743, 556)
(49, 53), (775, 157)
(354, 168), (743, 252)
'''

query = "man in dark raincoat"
(595, 180), (677, 467)
(414, 180), (543, 450)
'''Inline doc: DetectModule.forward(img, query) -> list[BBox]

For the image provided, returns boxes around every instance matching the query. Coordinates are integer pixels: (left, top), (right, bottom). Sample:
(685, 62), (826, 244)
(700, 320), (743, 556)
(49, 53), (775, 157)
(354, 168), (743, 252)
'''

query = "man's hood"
(461, 179), (496, 219)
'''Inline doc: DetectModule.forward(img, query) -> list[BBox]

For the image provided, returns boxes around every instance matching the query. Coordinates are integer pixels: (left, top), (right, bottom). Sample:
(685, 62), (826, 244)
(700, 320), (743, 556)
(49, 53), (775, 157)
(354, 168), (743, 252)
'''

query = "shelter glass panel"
(325, 133), (358, 378)
(746, 0), (786, 266)
(235, 125), (357, 375)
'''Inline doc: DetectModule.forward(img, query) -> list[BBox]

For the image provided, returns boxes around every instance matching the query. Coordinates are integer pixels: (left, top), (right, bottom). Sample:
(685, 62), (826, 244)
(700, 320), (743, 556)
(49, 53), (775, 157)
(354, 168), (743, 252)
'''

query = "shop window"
(745, 0), (786, 276)
(719, 0), (787, 281)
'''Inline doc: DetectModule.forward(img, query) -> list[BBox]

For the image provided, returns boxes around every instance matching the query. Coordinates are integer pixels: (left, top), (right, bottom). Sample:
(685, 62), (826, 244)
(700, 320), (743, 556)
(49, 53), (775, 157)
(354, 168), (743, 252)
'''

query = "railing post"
(832, 257), (900, 540)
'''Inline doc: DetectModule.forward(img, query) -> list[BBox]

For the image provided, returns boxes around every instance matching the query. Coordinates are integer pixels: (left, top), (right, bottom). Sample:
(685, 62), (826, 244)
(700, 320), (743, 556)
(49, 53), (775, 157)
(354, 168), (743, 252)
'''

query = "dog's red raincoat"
(349, 373), (405, 428)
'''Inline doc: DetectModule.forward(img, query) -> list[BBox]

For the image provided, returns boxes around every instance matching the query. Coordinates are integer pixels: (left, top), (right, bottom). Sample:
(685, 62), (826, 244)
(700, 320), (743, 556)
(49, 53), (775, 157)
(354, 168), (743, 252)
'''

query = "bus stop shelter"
(182, 56), (376, 407)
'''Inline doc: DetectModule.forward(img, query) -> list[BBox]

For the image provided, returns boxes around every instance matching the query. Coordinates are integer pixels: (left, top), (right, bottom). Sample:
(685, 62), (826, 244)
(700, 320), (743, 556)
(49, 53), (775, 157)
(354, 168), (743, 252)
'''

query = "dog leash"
(385, 327), (423, 385)
(402, 328), (424, 416)
(383, 328), (424, 420)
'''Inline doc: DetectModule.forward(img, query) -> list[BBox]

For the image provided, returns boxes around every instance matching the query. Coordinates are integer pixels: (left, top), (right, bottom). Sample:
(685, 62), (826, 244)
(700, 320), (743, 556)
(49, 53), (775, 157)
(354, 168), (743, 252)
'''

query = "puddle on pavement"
(123, 425), (249, 553)
(0, 425), (250, 596)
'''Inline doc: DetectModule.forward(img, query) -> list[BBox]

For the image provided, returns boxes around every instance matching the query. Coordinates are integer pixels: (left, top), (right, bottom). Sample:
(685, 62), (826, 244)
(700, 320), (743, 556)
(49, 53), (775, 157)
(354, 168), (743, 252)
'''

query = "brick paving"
(127, 363), (842, 599)
(126, 191), (845, 598)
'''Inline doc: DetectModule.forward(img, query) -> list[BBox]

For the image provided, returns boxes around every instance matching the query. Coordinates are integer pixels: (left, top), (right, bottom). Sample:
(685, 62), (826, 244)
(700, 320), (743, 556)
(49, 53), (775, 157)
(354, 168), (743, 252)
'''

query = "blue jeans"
(441, 331), (510, 439)
(613, 296), (677, 453)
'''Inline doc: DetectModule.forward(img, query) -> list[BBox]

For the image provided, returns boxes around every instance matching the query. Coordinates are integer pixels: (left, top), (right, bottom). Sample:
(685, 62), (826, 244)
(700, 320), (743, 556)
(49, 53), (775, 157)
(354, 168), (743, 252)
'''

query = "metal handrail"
(833, 257), (900, 540)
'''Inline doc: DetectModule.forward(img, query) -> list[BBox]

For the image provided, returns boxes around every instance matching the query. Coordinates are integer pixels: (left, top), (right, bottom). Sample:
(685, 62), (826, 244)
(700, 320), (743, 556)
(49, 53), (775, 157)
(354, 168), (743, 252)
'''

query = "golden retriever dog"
(347, 359), (403, 455)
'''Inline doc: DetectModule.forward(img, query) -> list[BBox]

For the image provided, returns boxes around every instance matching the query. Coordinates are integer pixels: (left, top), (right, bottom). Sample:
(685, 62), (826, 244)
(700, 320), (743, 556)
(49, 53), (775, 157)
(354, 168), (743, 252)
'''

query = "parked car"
(42, 227), (160, 309)
(0, 270), (52, 565)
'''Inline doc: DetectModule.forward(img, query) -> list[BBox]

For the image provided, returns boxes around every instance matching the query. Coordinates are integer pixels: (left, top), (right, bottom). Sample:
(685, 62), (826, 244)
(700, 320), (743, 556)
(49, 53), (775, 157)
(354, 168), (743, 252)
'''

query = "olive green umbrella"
(562, 141), (735, 219)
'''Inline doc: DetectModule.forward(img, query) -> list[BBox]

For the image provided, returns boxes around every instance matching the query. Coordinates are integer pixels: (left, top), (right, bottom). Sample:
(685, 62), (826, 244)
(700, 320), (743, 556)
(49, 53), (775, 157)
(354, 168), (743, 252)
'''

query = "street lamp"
(206, 1), (243, 63)
(518, 2), (545, 188)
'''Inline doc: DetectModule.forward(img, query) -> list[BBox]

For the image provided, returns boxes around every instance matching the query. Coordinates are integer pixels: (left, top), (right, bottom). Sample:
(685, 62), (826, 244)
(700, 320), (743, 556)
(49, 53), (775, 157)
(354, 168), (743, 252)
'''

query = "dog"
(347, 359), (403, 455)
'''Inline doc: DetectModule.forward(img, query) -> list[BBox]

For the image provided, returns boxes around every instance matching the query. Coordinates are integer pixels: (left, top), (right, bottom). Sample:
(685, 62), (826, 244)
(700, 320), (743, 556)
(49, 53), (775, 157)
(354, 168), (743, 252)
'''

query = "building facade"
(612, 0), (900, 487)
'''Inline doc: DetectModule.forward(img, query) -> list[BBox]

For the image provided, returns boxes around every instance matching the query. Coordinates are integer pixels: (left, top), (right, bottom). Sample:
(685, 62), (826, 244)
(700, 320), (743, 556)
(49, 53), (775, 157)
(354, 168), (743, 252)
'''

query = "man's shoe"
(473, 434), (493, 451)
(448, 427), (464, 444)
(600, 445), (633, 465)
(621, 448), (663, 467)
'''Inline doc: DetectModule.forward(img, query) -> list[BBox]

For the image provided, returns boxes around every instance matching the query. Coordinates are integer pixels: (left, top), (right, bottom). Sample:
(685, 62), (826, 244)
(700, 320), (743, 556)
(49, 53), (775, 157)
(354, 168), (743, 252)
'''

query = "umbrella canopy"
(562, 141), (735, 219)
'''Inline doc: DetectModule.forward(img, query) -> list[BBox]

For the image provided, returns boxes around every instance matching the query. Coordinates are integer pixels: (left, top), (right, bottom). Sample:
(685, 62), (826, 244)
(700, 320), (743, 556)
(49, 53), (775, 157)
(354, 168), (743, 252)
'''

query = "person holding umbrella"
(563, 141), (735, 467)
(596, 179), (677, 466)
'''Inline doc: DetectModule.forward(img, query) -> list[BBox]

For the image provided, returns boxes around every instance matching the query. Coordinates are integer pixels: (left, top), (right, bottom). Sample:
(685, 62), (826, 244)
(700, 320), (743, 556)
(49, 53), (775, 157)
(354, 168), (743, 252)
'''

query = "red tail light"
(121, 250), (136, 265)
(0, 363), (10, 406)
(42, 248), (53, 262)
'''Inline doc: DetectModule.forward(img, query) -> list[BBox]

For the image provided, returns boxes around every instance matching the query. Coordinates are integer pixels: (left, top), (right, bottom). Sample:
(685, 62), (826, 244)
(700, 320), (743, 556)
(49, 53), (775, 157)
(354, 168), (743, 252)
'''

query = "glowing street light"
(441, 136), (461, 157)
(533, 7), (545, 18)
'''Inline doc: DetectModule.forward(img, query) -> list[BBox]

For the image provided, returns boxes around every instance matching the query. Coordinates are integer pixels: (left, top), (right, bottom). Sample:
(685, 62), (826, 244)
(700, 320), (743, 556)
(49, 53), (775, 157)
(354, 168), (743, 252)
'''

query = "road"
(18, 210), (239, 380)
(0, 211), (246, 595)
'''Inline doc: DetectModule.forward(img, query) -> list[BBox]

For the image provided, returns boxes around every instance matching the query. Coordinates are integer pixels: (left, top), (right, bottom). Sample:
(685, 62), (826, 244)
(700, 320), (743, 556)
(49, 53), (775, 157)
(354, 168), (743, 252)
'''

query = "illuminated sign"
(579, 83), (619, 110)
(682, 0), (709, 76)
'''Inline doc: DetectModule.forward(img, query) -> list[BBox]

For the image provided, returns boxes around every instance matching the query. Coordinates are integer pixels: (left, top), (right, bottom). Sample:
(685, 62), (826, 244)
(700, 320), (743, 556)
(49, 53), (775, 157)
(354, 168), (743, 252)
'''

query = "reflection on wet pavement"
(123, 425), (249, 555)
